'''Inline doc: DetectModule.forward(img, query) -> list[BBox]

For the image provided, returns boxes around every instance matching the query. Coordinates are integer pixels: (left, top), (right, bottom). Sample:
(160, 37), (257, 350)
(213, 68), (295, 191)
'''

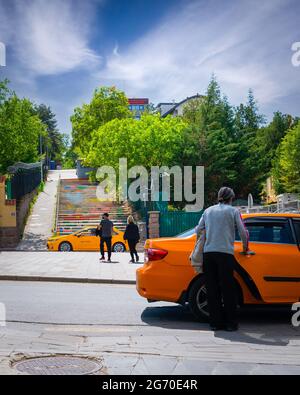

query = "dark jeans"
(203, 252), (238, 327)
(100, 237), (112, 260)
(128, 239), (138, 261)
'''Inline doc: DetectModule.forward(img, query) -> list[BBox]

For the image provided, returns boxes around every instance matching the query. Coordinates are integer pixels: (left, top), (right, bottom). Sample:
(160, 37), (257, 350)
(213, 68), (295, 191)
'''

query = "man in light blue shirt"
(196, 187), (249, 331)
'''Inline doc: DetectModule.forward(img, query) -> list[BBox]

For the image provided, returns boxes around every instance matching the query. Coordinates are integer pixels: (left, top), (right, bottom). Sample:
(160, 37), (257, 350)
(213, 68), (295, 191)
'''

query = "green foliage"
(86, 114), (186, 170)
(272, 121), (300, 193)
(181, 77), (239, 204)
(71, 86), (131, 158)
(34, 104), (66, 162)
(63, 145), (78, 169)
(0, 81), (46, 173)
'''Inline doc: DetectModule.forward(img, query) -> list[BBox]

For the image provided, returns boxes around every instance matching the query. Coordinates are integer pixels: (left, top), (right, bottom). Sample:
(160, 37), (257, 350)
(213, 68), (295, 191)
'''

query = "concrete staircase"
(56, 179), (132, 235)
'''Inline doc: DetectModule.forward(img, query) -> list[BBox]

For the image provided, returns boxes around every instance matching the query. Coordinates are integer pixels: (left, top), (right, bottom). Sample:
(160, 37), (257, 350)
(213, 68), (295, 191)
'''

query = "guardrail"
(240, 200), (300, 214)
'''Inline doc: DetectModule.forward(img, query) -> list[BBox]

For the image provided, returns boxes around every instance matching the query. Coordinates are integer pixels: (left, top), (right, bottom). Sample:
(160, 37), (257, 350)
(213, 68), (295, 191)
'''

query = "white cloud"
(96, 0), (299, 106)
(0, 0), (101, 75)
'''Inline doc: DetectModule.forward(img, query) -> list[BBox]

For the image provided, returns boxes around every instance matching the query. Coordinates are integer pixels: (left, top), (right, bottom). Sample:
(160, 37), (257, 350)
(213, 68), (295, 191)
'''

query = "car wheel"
(113, 242), (126, 252)
(188, 276), (210, 321)
(59, 241), (72, 252)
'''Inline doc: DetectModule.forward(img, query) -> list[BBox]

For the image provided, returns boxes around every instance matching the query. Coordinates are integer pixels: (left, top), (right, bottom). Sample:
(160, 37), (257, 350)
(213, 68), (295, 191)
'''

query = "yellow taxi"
(47, 226), (128, 252)
(137, 213), (300, 320)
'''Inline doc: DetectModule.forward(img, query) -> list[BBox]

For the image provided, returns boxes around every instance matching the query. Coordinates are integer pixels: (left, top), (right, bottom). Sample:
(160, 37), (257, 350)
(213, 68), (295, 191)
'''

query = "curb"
(0, 275), (136, 285)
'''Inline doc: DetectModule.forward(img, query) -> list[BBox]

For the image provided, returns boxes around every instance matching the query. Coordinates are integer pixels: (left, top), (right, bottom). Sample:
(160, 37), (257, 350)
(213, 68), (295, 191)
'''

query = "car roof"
(242, 213), (300, 219)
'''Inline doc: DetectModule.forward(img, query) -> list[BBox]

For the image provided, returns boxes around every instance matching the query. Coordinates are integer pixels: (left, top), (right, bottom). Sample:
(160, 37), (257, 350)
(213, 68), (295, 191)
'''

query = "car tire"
(188, 275), (210, 321)
(112, 242), (126, 252)
(58, 241), (72, 252)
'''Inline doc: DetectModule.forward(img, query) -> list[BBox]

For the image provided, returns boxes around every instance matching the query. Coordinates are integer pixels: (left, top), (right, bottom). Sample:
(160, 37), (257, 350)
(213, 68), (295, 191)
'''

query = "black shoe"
(210, 324), (225, 331)
(225, 324), (239, 332)
(135, 255), (139, 262)
(99, 257), (105, 261)
(129, 259), (135, 263)
(107, 259), (111, 263)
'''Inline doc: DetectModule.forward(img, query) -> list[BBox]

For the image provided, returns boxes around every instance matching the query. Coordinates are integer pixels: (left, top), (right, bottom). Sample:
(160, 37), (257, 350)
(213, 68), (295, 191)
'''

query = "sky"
(0, 0), (300, 135)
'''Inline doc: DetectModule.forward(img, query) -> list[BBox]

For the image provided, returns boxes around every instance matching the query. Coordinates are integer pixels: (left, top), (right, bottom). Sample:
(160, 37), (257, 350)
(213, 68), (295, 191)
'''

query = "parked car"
(136, 213), (300, 320)
(47, 226), (128, 252)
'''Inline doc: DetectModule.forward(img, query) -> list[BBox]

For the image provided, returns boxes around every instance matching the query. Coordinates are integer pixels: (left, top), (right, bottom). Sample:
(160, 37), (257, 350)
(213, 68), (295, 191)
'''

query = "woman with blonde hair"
(123, 215), (140, 263)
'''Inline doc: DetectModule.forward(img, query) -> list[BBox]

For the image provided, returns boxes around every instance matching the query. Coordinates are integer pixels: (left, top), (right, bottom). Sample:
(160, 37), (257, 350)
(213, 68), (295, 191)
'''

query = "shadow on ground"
(141, 304), (300, 346)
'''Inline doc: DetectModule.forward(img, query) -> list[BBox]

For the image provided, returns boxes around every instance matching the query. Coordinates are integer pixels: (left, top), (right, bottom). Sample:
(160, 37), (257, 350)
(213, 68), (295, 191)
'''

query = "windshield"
(176, 228), (196, 238)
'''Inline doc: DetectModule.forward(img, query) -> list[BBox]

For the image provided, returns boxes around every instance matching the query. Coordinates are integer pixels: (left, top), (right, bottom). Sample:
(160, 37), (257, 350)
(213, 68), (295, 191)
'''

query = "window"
(237, 221), (295, 244)
(78, 229), (96, 237)
(293, 220), (300, 245)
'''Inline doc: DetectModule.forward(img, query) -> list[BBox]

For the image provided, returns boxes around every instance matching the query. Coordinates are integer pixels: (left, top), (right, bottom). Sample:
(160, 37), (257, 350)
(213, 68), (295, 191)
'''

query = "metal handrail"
(53, 174), (61, 235)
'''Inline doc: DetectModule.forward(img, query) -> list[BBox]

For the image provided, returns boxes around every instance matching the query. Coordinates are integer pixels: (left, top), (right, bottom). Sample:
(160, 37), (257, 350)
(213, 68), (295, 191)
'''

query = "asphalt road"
(1, 281), (300, 375)
(0, 280), (294, 327)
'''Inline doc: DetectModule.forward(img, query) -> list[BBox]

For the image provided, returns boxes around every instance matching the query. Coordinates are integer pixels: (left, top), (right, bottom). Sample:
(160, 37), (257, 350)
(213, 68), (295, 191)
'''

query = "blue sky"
(0, 0), (300, 134)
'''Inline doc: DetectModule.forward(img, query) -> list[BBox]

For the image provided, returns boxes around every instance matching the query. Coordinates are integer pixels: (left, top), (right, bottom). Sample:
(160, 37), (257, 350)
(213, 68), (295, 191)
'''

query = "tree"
(182, 77), (238, 204)
(254, 112), (297, 178)
(272, 121), (300, 193)
(233, 90), (266, 198)
(34, 104), (66, 162)
(71, 86), (131, 157)
(0, 88), (46, 173)
(86, 114), (186, 171)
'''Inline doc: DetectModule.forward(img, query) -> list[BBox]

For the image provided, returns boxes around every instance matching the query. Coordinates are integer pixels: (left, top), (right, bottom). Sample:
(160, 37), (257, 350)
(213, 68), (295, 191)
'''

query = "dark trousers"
(128, 239), (138, 261)
(203, 252), (238, 327)
(100, 237), (112, 260)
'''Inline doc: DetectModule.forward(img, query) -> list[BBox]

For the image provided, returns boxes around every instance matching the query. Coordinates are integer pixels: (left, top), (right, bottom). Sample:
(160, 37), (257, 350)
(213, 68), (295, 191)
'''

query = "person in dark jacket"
(123, 215), (140, 263)
(96, 213), (113, 262)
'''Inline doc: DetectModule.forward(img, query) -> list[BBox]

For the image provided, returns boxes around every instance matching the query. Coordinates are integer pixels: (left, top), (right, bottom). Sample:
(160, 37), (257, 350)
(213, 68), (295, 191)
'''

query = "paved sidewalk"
(0, 252), (143, 284)
(1, 321), (300, 375)
(17, 170), (77, 251)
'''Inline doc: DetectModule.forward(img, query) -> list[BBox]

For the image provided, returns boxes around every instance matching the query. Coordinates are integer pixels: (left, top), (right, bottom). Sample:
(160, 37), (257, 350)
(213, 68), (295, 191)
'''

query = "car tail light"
(144, 248), (168, 262)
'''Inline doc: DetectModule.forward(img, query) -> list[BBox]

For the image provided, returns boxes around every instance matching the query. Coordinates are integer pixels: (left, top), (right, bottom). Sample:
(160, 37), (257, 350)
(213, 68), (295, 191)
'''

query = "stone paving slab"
(0, 252), (143, 284)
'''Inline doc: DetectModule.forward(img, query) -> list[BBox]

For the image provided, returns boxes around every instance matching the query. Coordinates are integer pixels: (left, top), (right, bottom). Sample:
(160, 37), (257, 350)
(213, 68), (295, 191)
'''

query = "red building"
(128, 98), (149, 119)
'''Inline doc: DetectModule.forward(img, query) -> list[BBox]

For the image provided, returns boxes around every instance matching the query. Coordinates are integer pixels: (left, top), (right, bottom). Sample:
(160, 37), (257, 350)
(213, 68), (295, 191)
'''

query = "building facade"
(157, 94), (203, 118)
(128, 98), (149, 120)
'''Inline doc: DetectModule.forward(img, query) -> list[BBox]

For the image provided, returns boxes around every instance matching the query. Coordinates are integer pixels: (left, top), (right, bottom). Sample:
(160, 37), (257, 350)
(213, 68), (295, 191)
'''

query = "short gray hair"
(218, 187), (235, 203)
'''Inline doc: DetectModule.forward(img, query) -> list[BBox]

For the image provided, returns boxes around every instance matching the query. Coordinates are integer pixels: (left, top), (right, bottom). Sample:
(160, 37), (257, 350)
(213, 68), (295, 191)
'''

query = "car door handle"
(240, 251), (256, 256)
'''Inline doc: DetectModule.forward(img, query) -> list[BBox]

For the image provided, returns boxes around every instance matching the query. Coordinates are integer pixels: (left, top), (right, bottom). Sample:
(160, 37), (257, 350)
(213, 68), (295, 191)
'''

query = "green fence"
(7, 162), (46, 200)
(5, 178), (12, 200)
(159, 210), (203, 237)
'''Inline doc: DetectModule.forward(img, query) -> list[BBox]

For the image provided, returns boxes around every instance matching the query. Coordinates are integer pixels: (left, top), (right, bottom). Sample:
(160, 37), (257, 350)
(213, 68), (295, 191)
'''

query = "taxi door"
(235, 218), (300, 303)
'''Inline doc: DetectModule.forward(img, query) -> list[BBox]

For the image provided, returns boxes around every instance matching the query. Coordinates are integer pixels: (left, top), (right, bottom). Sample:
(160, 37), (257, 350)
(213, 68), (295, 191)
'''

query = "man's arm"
(234, 210), (249, 252)
(195, 212), (205, 237)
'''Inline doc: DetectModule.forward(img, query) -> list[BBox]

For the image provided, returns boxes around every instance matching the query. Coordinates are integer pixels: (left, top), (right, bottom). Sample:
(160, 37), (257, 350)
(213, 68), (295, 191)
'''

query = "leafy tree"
(0, 84), (46, 173)
(254, 112), (297, 178)
(86, 114), (186, 171)
(71, 86), (131, 157)
(272, 121), (300, 193)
